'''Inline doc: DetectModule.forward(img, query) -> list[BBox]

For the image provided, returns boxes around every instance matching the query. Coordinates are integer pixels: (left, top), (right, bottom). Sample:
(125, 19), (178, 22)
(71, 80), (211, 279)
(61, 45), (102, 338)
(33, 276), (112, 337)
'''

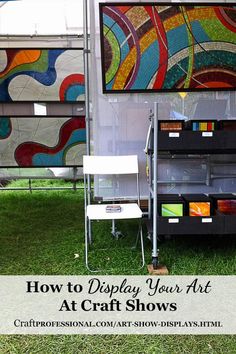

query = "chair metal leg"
(85, 216), (89, 269)
(112, 219), (116, 235)
(88, 218), (92, 244)
(85, 218), (100, 272)
(111, 219), (123, 239)
(133, 220), (145, 268)
(135, 224), (140, 248)
(88, 219), (92, 244)
(139, 222), (145, 268)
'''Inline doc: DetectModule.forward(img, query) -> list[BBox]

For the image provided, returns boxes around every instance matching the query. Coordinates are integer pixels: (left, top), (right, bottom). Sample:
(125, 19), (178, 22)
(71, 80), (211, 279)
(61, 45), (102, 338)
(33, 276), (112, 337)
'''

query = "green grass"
(0, 179), (149, 275)
(1, 179), (236, 353)
(0, 335), (236, 354)
(1, 179), (236, 275)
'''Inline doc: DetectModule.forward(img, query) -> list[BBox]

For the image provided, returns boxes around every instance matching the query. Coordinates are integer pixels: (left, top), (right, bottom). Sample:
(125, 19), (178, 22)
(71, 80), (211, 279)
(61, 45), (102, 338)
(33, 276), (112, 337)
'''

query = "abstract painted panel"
(0, 49), (85, 101)
(100, 3), (236, 93)
(0, 116), (86, 167)
(189, 202), (211, 216)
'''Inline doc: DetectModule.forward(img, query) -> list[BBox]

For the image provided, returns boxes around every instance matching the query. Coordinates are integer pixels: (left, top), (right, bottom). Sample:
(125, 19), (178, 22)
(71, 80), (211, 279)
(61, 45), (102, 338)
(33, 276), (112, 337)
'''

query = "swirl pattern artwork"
(100, 3), (236, 93)
(0, 117), (86, 167)
(0, 49), (85, 101)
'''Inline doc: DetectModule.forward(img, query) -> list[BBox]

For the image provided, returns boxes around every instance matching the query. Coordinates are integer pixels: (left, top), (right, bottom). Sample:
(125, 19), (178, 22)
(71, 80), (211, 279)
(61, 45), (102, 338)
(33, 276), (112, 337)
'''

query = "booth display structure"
(0, 24), (89, 188)
(91, 0), (236, 270)
(148, 102), (236, 269)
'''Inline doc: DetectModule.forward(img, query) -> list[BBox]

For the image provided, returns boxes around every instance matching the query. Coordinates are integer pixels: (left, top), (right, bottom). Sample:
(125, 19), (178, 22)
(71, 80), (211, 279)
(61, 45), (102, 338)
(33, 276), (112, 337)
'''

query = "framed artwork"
(0, 49), (85, 101)
(0, 116), (86, 167)
(100, 3), (236, 93)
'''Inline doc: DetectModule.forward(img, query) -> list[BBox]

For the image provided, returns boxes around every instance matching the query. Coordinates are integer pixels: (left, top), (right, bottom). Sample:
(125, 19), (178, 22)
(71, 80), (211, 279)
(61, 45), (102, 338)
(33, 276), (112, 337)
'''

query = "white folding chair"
(83, 155), (145, 271)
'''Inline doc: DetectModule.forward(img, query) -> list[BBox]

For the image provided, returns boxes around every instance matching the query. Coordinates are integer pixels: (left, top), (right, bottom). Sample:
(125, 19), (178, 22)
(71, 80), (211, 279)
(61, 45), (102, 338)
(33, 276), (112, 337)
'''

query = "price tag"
(168, 218), (179, 223)
(169, 132), (180, 138)
(202, 132), (213, 137)
(202, 218), (212, 223)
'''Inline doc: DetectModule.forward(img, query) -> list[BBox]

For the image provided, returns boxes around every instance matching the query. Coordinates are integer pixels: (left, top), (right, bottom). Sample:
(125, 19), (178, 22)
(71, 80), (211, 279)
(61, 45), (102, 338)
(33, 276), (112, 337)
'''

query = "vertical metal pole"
(84, 173), (89, 267)
(83, 0), (91, 242)
(148, 110), (153, 220)
(112, 219), (116, 235)
(73, 167), (77, 191)
(29, 179), (32, 194)
(206, 155), (211, 186)
(182, 98), (185, 116)
(83, 0), (90, 157)
(152, 102), (159, 267)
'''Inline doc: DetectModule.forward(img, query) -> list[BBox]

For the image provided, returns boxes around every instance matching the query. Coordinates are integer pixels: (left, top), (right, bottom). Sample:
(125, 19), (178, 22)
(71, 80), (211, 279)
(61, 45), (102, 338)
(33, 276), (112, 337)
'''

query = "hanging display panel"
(100, 3), (236, 93)
(0, 116), (86, 167)
(0, 49), (85, 101)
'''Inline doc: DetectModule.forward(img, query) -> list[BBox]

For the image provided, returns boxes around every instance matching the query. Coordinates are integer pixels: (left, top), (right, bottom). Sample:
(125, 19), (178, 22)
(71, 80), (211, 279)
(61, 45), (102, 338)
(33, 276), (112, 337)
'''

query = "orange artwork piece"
(189, 202), (211, 216)
(160, 122), (182, 131)
(0, 50), (41, 78)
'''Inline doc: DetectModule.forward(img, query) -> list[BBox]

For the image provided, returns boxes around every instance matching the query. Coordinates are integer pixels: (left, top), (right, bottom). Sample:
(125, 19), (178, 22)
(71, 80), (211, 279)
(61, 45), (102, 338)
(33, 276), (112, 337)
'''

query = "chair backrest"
(83, 155), (139, 175)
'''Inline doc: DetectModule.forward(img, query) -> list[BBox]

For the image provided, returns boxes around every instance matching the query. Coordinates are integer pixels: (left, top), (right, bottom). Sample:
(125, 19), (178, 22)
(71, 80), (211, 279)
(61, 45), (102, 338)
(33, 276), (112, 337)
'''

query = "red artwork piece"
(217, 200), (236, 215)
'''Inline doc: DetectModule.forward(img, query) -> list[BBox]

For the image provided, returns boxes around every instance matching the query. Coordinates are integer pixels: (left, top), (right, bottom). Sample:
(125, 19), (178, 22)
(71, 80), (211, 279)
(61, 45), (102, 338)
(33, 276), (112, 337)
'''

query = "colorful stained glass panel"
(0, 49), (85, 102)
(0, 116), (86, 167)
(100, 3), (236, 93)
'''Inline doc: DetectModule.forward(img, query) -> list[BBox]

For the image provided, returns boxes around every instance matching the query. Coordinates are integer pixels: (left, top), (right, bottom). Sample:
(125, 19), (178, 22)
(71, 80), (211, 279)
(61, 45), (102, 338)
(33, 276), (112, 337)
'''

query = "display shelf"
(157, 215), (224, 235)
(158, 131), (228, 153)
(224, 215), (236, 234)
(147, 214), (236, 236)
(224, 132), (236, 151)
(147, 103), (236, 270)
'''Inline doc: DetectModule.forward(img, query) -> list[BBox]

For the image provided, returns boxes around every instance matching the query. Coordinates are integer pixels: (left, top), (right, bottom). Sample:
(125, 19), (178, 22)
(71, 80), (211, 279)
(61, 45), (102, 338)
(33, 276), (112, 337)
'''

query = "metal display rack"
(0, 0), (90, 192)
(148, 102), (236, 269)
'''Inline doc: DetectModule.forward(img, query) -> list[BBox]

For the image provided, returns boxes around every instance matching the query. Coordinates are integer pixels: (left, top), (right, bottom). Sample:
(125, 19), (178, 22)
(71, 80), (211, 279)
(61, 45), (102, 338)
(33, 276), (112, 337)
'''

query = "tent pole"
(83, 0), (92, 209)
(152, 102), (159, 268)
(83, 0), (90, 157)
(83, 0), (92, 242)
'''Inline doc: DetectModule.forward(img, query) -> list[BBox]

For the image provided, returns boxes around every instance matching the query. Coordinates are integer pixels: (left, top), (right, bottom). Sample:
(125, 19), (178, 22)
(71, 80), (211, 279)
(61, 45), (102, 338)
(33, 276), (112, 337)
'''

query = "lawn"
(1, 334), (236, 354)
(0, 179), (236, 353)
(1, 179), (236, 275)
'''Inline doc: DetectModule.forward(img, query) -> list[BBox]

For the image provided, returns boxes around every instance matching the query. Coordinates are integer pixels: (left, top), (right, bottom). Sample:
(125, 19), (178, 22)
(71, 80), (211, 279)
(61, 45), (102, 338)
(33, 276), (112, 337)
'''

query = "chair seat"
(86, 203), (142, 220)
